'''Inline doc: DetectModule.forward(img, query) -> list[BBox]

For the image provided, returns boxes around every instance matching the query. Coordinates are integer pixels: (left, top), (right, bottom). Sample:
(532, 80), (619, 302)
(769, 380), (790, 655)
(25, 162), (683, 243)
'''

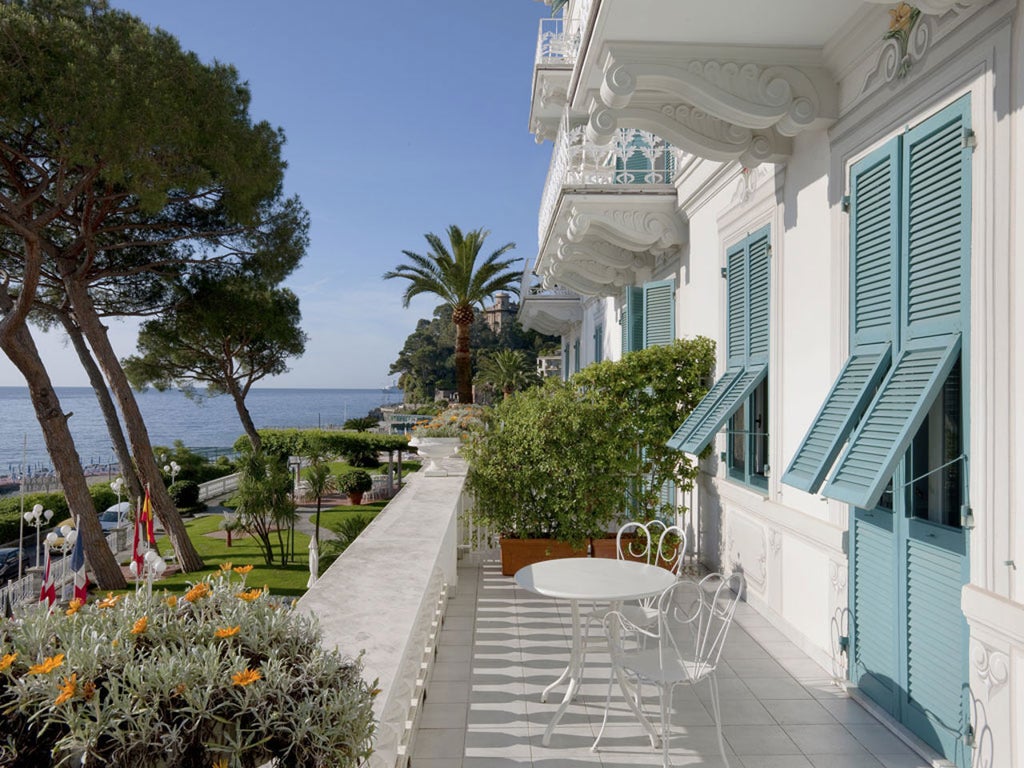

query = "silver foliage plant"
(0, 570), (376, 768)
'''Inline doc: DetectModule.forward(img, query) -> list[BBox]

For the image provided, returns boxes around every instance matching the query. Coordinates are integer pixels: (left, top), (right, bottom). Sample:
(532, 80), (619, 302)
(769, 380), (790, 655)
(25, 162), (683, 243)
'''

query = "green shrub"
(0, 571), (376, 767)
(168, 480), (200, 509)
(88, 483), (117, 512)
(336, 469), (372, 495)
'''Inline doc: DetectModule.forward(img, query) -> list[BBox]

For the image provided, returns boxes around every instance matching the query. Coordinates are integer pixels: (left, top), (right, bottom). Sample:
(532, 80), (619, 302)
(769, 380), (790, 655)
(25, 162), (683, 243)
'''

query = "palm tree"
(385, 225), (519, 403)
(476, 349), (540, 399)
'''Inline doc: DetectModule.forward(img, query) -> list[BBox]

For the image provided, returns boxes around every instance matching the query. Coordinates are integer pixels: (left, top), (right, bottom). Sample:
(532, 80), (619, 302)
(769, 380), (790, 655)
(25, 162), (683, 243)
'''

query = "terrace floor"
(411, 558), (937, 768)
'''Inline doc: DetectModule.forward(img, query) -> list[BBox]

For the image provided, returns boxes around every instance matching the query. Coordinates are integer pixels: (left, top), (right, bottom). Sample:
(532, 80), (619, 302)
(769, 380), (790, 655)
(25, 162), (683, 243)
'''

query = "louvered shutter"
(594, 324), (604, 363)
(562, 344), (570, 381)
(783, 144), (898, 493)
(643, 279), (675, 348)
(746, 229), (770, 363)
(573, 339), (580, 373)
(822, 98), (969, 510)
(622, 286), (644, 354)
(726, 244), (748, 367)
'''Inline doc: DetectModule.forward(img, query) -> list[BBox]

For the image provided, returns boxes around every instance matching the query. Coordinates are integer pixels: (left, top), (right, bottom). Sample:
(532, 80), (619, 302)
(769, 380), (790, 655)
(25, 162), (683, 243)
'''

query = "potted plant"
(336, 468), (373, 505)
(462, 379), (627, 576)
(408, 404), (486, 476)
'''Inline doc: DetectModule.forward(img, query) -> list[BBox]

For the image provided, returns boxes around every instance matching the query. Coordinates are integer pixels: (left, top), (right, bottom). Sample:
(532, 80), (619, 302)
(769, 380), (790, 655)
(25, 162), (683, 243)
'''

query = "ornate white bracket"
(863, 0), (976, 14)
(971, 641), (1009, 698)
(566, 206), (686, 257)
(585, 45), (837, 166)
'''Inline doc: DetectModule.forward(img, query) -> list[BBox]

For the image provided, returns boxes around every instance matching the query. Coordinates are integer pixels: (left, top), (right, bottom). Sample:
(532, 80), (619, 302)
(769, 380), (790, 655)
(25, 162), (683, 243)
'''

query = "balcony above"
(534, 123), (687, 298)
(530, 17), (576, 143)
(519, 260), (582, 336)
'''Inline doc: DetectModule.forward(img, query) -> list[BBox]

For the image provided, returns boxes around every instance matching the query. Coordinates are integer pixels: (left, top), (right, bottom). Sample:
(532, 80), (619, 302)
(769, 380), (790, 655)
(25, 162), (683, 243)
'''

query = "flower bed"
(0, 567), (375, 767)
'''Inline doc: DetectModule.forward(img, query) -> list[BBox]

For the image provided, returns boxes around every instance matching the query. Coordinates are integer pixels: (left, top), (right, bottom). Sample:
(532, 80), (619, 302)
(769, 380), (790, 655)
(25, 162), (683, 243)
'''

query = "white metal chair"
(593, 572), (746, 767)
(579, 521), (688, 661)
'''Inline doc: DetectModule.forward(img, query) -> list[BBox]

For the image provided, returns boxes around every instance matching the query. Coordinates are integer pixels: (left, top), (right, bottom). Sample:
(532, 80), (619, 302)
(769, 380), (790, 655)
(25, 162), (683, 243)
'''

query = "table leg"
(542, 599), (583, 745)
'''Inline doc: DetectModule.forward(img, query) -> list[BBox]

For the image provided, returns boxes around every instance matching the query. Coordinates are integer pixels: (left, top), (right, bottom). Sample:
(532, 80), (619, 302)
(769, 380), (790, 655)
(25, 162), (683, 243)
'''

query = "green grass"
(140, 500), (390, 598)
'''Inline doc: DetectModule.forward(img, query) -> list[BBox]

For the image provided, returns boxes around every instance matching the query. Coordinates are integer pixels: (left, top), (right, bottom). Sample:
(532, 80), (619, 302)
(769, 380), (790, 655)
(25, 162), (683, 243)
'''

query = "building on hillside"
(519, 2), (1024, 766)
(482, 292), (516, 334)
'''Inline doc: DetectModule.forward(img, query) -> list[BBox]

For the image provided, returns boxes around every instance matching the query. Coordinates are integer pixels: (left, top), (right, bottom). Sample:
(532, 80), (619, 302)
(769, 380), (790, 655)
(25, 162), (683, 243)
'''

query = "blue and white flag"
(70, 529), (88, 603)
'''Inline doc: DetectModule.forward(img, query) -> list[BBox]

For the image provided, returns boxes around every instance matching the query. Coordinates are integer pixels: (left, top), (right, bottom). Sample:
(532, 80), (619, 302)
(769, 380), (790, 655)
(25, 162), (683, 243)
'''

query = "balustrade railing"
(538, 122), (683, 249)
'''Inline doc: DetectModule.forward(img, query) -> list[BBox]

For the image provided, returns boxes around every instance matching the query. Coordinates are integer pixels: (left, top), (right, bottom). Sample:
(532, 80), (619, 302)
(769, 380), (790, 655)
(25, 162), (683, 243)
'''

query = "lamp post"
(111, 476), (126, 527)
(163, 461), (180, 485)
(23, 503), (53, 568)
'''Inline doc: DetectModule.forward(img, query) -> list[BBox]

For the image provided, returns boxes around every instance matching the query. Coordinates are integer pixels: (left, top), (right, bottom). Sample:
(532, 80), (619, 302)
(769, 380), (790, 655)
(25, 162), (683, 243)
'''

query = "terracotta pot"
(347, 491), (364, 505)
(499, 538), (587, 577)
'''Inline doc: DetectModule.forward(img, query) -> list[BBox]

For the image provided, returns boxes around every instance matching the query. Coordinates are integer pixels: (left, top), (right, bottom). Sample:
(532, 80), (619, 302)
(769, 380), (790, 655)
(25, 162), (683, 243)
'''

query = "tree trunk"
(226, 380), (261, 452)
(454, 319), (473, 404)
(0, 296), (126, 589)
(59, 311), (144, 503)
(62, 279), (204, 572)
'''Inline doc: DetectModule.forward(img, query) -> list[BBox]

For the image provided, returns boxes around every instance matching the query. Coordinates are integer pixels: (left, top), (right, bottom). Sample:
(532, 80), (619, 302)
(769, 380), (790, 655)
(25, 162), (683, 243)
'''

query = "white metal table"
(514, 557), (677, 745)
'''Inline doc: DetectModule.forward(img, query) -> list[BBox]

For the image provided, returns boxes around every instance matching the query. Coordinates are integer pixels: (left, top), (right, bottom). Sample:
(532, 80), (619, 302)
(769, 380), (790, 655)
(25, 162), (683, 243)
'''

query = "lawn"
(142, 501), (388, 597)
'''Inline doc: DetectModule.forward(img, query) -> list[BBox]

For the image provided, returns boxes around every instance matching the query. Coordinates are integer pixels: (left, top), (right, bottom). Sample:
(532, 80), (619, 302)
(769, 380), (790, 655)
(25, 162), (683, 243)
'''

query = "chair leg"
(659, 685), (672, 768)
(708, 674), (729, 767)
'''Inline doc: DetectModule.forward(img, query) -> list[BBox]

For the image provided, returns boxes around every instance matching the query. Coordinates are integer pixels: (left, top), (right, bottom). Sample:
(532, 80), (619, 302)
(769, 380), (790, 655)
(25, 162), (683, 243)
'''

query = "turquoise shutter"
(594, 324), (604, 363)
(725, 244), (747, 367)
(746, 229), (770, 363)
(902, 98), (970, 342)
(562, 343), (569, 381)
(643, 279), (675, 348)
(622, 286), (644, 353)
(782, 348), (892, 492)
(823, 335), (961, 509)
(667, 364), (767, 455)
(573, 339), (580, 373)
(667, 368), (743, 451)
(823, 98), (969, 510)
(783, 144), (898, 493)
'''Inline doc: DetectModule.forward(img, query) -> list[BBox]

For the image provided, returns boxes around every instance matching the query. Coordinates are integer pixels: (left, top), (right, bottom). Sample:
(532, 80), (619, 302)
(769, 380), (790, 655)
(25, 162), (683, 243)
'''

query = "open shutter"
(725, 244), (748, 367)
(822, 335), (961, 509)
(622, 286), (644, 354)
(667, 363), (767, 455)
(643, 279), (675, 348)
(783, 144), (898, 493)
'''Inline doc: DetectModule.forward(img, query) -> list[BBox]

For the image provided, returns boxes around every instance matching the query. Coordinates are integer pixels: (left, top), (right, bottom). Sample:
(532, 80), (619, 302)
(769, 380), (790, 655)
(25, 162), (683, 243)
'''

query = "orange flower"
(183, 582), (211, 603)
(65, 598), (84, 616)
(131, 616), (148, 635)
(211, 757), (229, 768)
(889, 2), (915, 31)
(232, 564), (253, 575)
(28, 653), (64, 675)
(171, 682), (186, 697)
(54, 673), (78, 705)
(218, 562), (233, 574)
(165, 595), (178, 608)
(232, 668), (261, 687)
(97, 593), (121, 609)
(82, 680), (97, 700)
(214, 625), (240, 639)
(0, 653), (17, 672)
(235, 588), (262, 603)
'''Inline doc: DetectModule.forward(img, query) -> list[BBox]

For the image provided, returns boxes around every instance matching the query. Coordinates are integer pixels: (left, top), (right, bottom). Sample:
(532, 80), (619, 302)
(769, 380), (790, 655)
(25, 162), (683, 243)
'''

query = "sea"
(0, 386), (402, 480)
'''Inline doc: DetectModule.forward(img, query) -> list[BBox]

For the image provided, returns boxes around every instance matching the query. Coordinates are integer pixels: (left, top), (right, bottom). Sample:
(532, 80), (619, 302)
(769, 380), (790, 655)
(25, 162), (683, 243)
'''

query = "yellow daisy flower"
(54, 673), (78, 706)
(184, 582), (211, 602)
(235, 588), (262, 602)
(214, 625), (240, 639)
(97, 593), (121, 609)
(232, 667), (261, 687)
(0, 653), (17, 672)
(232, 564), (254, 575)
(28, 653), (64, 675)
(131, 616), (148, 635)
(65, 598), (84, 616)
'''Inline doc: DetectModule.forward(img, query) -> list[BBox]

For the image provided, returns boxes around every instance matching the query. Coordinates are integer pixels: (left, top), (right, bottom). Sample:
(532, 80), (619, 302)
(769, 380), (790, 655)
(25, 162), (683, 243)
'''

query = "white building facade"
(518, 2), (1024, 766)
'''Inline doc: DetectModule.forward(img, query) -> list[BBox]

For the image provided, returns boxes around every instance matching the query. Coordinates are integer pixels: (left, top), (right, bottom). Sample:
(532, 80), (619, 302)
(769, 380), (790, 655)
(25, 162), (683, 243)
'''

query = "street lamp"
(111, 476), (126, 526)
(163, 461), (180, 485)
(23, 503), (53, 568)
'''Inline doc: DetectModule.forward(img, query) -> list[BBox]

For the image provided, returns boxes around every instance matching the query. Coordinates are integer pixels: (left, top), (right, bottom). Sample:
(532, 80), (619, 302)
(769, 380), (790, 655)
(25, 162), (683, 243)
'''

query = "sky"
(0, 0), (553, 389)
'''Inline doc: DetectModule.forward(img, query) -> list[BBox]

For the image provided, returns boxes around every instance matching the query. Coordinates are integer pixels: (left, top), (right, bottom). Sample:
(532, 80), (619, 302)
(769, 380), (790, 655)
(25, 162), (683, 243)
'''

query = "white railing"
(0, 572), (35, 613)
(298, 461), (471, 768)
(535, 17), (578, 66)
(197, 473), (239, 502)
(538, 123), (683, 249)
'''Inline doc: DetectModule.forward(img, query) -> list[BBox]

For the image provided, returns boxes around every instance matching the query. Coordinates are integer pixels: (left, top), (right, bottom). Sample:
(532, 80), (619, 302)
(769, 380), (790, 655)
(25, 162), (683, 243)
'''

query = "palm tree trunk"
(0, 295), (126, 589)
(62, 278), (204, 572)
(454, 319), (473, 404)
(59, 310), (144, 504)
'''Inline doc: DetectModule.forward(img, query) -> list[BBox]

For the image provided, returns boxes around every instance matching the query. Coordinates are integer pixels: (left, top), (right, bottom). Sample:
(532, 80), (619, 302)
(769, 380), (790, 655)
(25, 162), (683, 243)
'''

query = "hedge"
(234, 429), (411, 458)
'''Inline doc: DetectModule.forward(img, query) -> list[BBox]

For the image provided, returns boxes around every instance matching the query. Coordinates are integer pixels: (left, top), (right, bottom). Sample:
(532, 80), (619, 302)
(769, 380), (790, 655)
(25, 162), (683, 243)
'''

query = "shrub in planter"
(0, 570), (375, 767)
(336, 469), (372, 504)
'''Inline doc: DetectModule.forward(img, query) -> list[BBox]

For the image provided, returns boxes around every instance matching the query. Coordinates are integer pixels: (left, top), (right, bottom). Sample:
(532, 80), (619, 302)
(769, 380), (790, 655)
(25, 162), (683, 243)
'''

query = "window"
(784, 97), (970, 510)
(594, 324), (604, 363)
(620, 279), (675, 354)
(667, 227), (770, 473)
(573, 339), (580, 373)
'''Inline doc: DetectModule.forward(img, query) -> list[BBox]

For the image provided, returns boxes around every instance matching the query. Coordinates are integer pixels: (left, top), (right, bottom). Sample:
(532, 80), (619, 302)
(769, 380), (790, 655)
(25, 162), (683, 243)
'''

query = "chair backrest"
(658, 572), (745, 681)
(615, 520), (660, 563)
(655, 524), (687, 575)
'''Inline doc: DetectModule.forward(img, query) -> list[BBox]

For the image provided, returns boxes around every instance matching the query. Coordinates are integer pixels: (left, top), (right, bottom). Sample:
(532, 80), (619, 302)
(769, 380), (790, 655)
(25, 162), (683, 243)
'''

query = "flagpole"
(17, 434), (25, 580)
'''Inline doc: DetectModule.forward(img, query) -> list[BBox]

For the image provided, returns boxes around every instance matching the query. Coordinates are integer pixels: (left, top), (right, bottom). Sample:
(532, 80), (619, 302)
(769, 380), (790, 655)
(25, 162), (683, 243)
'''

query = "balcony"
(518, 259), (581, 336)
(529, 5), (591, 142)
(302, 457), (945, 767)
(533, 122), (688, 298)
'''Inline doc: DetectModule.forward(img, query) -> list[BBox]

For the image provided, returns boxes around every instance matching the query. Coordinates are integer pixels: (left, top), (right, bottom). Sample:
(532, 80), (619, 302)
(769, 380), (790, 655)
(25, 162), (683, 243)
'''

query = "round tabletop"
(514, 557), (678, 602)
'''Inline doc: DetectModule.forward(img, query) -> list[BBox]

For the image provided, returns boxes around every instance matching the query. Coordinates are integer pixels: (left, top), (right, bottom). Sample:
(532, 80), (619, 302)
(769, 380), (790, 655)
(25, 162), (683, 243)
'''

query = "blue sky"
(0, 0), (553, 389)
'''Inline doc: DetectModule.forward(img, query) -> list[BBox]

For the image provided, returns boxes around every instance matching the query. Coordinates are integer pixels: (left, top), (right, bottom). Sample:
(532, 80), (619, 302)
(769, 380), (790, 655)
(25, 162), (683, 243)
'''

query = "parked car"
(100, 501), (131, 531)
(0, 547), (29, 583)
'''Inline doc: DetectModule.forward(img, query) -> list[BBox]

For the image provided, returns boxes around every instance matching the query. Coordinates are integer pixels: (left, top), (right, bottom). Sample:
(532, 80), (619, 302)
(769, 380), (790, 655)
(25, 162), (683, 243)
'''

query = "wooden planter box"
(499, 538), (587, 577)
